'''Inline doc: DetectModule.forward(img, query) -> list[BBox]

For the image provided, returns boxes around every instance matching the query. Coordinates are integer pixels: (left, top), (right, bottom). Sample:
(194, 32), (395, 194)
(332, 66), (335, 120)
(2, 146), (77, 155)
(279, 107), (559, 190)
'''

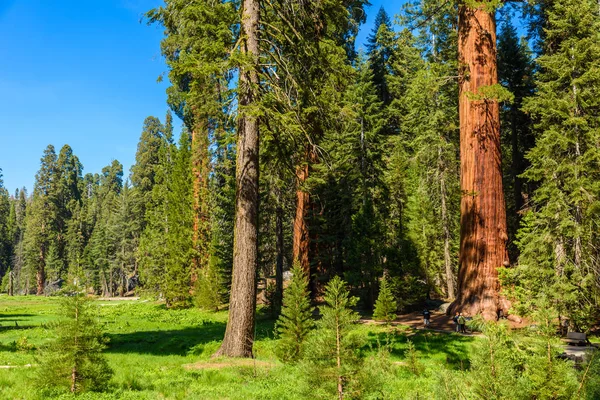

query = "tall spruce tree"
(163, 131), (194, 308)
(24, 145), (60, 295)
(12, 188), (28, 293)
(497, 14), (535, 259)
(505, 0), (600, 329)
(146, 1), (236, 292)
(0, 169), (11, 284)
(366, 7), (394, 105)
(137, 116), (174, 298)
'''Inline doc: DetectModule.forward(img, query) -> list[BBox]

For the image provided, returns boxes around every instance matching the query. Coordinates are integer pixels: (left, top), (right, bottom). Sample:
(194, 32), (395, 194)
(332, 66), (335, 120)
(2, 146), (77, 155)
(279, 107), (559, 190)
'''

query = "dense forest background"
(0, 0), (598, 332)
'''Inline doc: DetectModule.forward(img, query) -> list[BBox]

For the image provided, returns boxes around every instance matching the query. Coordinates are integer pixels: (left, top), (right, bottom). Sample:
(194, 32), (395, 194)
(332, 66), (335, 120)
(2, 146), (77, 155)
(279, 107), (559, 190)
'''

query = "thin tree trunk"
(440, 165), (455, 300)
(71, 303), (79, 393)
(275, 195), (284, 307)
(453, 3), (509, 320)
(336, 315), (343, 400)
(214, 0), (260, 358)
(8, 270), (13, 296)
(191, 122), (211, 287)
(36, 246), (45, 295)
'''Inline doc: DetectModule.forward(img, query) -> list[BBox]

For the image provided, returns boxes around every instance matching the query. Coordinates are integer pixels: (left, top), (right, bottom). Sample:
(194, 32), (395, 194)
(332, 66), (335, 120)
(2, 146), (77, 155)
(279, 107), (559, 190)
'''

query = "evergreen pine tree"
(373, 277), (397, 323)
(163, 130), (193, 308)
(24, 145), (60, 295)
(366, 7), (393, 105)
(497, 13), (535, 259)
(275, 263), (314, 363)
(506, 0), (600, 329)
(12, 188), (28, 294)
(37, 294), (112, 394)
(109, 181), (140, 296)
(0, 169), (11, 283)
(307, 276), (363, 400)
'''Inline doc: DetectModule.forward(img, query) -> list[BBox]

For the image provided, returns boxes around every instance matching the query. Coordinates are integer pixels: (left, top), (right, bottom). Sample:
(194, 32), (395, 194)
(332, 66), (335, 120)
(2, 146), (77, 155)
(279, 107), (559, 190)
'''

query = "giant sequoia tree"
(453, 0), (510, 320)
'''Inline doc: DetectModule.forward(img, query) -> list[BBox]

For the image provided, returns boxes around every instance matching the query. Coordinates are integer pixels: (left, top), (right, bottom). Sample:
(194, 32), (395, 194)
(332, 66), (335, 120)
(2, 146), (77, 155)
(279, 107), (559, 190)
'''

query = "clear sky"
(0, 0), (402, 194)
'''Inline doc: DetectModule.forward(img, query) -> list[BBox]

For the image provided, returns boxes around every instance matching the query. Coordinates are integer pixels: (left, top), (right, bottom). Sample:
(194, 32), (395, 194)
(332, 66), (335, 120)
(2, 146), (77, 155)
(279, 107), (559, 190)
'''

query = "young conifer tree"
(275, 263), (314, 363)
(372, 276), (397, 324)
(37, 294), (112, 394)
(308, 276), (362, 400)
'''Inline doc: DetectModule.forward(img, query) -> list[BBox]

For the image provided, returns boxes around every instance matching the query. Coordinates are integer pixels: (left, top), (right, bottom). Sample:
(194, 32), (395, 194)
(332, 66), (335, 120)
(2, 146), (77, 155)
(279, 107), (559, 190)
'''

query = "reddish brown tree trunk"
(191, 123), (211, 286)
(214, 0), (260, 358)
(453, 3), (509, 321)
(292, 160), (310, 275)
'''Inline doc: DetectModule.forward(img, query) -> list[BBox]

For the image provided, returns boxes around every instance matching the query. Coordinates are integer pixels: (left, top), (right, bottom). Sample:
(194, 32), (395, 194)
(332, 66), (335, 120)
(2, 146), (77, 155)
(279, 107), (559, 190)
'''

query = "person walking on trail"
(452, 312), (460, 332)
(458, 313), (467, 333)
(423, 309), (431, 327)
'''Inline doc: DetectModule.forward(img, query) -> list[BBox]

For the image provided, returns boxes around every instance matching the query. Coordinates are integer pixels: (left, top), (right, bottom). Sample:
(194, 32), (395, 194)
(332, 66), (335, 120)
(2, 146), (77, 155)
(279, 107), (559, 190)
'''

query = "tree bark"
(191, 123), (211, 286)
(275, 196), (284, 307)
(440, 166), (455, 300)
(292, 159), (310, 275)
(36, 247), (45, 295)
(453, 3), (509, 320)
(214, 0), (260, 358)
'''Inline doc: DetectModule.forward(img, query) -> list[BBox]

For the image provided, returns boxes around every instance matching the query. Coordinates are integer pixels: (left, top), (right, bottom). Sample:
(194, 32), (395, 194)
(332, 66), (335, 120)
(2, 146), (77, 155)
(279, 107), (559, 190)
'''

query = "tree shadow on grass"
(105, 317), (278, 356)
(106, 321), (227, 356)
(0, 314), (38, 332)
(365, 330), (474, 370)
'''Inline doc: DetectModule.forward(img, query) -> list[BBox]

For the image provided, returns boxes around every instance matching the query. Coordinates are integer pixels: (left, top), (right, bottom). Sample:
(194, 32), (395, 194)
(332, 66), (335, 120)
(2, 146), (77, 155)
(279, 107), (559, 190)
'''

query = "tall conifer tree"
(506, 0), (600, 329)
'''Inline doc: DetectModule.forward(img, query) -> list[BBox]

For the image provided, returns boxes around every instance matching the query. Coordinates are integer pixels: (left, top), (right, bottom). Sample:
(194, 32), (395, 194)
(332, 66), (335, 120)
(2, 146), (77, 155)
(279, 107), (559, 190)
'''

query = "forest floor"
(0, 296), (595, 399)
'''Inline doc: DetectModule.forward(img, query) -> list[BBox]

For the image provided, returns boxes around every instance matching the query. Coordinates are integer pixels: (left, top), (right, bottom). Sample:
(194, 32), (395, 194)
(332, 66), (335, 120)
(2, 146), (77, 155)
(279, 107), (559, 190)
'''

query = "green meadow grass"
(0, 295), (476, 399)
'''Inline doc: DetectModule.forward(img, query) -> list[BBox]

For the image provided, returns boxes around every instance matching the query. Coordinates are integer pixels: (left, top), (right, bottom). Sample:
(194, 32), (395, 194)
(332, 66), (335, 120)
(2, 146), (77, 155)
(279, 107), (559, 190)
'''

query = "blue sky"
(0, 0), (401, 194)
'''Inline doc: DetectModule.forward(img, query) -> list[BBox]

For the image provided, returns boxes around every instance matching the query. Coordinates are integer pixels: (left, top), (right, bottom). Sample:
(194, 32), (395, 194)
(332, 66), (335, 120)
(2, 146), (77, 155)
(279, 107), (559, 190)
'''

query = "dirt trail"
(362, 311), (528, 333)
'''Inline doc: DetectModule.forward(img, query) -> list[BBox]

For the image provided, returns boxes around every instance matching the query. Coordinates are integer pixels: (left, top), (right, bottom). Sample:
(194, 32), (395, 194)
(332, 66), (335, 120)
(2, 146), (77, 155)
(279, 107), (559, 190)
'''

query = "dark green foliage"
(137, 116), (175, 298)
(497, 13), (535, 259)
(0, 169), (11, 281)
(163, 131), (193, 308)
(505, 0), (600, 330)
(275, 264), (315, 363)
(366, 7), (393, 105)
(372, 276), (397, 323)
(37, 295), (112, 394)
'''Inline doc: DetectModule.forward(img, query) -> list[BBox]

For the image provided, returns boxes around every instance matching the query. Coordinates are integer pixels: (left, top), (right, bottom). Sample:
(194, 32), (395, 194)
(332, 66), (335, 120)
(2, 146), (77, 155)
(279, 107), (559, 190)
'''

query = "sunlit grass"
(0, 295), (477, 399)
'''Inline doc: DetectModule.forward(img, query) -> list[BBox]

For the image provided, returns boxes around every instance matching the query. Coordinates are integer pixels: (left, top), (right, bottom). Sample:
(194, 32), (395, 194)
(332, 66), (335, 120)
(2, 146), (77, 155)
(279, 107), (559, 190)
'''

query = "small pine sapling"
(373, 276), (397, 324)
(405, 339), (422, 376)
(275, 263), (314, 362)
(37, 295), (112, 394)
(307, 276), (363, 400)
